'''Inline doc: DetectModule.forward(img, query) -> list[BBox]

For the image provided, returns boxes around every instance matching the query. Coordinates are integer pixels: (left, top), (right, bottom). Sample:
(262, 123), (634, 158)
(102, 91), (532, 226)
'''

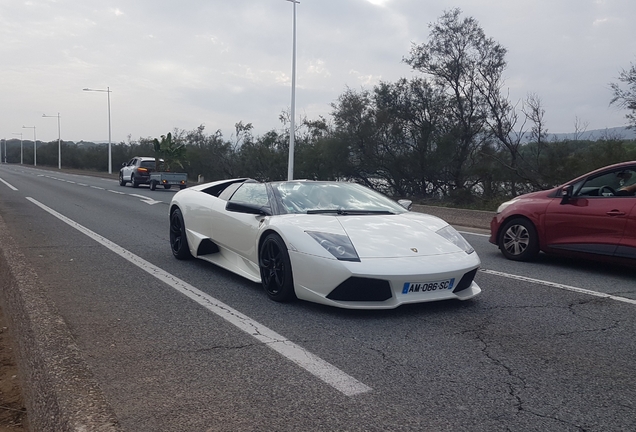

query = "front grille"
(327, 277), (392, 302)
(453, 268), (478, 294)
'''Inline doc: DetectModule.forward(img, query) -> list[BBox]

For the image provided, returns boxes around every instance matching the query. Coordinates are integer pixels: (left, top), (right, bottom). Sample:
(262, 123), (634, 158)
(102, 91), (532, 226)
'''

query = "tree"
(152, 132), (186, 172)
(610, 61), (636, 128)
(404, 8), (503, 192)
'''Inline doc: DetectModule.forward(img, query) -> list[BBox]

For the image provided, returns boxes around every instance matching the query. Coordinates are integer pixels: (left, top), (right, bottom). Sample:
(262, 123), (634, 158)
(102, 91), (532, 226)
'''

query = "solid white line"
(458, 230), (490, 238)
(25, 197), (372, 397)
(480, 269), (636, 305)
(0, 178), (18, 191)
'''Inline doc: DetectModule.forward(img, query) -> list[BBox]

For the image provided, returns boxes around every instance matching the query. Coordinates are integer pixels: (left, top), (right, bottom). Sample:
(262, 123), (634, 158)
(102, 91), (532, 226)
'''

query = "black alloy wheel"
(170, 208), (192, 260)
(499, 217), (540, 261)
(259, 233), (296, 302)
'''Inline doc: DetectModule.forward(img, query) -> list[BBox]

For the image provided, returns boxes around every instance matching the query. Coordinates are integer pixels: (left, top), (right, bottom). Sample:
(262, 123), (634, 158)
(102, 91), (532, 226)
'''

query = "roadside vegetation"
(3, 9), (636, 210)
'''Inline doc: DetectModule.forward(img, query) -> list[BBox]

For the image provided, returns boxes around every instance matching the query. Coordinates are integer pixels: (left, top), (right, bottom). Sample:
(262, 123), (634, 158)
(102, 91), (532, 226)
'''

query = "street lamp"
(12, 133), (23, 164)
(286, 0), (299, 181)
(43, 113), (62, 169)
(83, 87), (112, 174)
(22, 126), (36, 166)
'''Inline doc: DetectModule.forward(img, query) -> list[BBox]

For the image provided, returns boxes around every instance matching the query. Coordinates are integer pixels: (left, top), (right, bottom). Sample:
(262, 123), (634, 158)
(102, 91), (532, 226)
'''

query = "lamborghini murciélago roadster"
(169, 178), (481, 309)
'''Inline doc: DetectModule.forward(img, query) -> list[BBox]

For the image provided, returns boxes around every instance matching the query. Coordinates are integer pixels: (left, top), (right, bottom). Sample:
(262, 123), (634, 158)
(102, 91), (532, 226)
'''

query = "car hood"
(337, 214), (464, 258)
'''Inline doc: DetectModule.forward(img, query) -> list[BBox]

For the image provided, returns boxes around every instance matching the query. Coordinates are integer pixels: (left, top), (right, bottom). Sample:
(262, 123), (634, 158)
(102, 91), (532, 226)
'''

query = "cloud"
(1, 0), (635, 142)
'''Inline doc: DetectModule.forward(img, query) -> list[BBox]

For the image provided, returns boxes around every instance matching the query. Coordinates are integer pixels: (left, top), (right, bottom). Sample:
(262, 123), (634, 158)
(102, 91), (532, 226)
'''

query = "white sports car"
(169, 179), (481, 309)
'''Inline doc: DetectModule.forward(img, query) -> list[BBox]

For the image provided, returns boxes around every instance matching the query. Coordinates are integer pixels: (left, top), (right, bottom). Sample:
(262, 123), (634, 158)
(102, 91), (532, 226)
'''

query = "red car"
(490, 161), (636, 265)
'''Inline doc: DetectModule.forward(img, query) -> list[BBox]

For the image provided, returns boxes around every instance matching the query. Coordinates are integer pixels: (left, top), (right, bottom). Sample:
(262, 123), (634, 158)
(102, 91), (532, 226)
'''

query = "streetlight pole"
(43, 113), (62, 169)
(22, 126), (36, 166)
(12, 133), (23, 164)
(83, 87), (112, 174)
(286, 0), (299, 181)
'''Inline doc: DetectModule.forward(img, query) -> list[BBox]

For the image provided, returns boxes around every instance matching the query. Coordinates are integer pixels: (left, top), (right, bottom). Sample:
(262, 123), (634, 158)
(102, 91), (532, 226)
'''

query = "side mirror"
(398, 199), (413, 211)
(560, 185), (573, 204)
(121, 162), (126, 167)
(226, 201), (272, 216)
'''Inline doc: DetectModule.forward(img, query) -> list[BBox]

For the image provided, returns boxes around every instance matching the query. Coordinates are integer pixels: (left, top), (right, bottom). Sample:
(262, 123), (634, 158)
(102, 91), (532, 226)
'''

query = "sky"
(1, 0), (635, 144)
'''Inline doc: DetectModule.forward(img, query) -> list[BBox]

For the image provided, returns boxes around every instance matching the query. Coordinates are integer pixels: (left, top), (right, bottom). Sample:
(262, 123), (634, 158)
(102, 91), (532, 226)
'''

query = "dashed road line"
(0, 178), (18, 191)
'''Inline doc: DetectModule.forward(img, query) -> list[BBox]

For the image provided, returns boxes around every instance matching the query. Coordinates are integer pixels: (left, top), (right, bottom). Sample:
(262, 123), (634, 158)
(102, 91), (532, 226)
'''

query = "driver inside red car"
(616, 171), (636, 195)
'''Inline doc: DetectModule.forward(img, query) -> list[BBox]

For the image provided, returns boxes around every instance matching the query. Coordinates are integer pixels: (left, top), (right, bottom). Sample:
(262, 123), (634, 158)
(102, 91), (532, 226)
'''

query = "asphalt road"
(0, 164), (635, 432)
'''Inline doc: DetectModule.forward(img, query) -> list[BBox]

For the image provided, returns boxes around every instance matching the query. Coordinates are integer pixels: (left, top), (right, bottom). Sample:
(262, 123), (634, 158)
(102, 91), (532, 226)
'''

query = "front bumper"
(289, 251), (481, 309)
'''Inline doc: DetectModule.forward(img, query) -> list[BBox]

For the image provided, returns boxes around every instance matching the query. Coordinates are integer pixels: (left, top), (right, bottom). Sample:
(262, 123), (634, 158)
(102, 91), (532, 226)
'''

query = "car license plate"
(402, 278), (455, 294)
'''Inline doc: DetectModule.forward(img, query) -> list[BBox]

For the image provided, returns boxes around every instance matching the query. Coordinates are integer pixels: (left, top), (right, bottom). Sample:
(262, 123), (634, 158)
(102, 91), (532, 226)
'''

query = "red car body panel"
(490, 161), (636, 265)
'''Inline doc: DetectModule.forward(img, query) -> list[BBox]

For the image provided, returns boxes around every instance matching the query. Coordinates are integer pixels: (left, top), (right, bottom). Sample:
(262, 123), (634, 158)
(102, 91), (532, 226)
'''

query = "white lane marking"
(0, 178), (18, 191)
(108, 190), (126, 195)
(78, 183), (88, 187)
(91, 186), (105, 190)
(458, 230), (489, 238)
(128, 194), (162, 205)
(25, 197), (372, 397)
(480, 269), (636, 305)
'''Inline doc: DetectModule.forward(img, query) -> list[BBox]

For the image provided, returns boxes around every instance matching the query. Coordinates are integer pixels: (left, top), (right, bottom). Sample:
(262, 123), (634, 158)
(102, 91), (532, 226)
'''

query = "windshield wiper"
(306, 209), (395, 215)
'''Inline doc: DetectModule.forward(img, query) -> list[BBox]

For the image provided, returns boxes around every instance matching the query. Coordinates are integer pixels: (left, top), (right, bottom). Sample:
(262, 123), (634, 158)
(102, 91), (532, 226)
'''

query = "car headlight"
(436, 225), (475, 254)
(306, 231), (360, 262)
(496, 198), (519, 214)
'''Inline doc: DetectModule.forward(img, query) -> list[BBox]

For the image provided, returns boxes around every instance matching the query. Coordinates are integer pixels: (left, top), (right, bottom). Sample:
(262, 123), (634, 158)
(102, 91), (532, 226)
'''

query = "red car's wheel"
(499, 218), (539, 261)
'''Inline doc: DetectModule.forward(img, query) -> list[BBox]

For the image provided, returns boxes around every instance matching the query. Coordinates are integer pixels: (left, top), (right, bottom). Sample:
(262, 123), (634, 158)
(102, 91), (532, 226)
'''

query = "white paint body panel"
(170, 181), (481, 309)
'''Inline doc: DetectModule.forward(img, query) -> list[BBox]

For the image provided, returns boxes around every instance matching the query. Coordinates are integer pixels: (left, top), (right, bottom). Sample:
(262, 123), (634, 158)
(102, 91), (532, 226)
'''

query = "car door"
(213, 183), (270, 263)
(543, 168), (635, 257)
(121, 158), (136, 178)
(616, 199), (636, 260)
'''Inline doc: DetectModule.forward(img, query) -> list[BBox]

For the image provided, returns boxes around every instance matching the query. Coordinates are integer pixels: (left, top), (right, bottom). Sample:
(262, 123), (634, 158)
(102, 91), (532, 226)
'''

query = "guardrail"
(412, 204), (494, 230)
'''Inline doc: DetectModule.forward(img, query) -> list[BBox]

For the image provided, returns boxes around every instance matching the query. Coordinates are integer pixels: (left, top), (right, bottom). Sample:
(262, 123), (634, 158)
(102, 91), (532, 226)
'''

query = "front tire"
(259, 233), (296, 302)
(170, 208), (192, 260)
(498, 218), (539, 261)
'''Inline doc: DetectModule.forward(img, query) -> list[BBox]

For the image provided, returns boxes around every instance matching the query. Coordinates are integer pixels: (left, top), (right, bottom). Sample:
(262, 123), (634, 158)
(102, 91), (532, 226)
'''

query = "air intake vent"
(453, 268), (478, 294)
(327, 277), (392, 302)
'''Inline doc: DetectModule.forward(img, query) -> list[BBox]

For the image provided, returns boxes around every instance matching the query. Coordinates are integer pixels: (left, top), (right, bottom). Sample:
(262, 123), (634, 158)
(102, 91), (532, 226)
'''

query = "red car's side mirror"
(561, 185), (573, 204)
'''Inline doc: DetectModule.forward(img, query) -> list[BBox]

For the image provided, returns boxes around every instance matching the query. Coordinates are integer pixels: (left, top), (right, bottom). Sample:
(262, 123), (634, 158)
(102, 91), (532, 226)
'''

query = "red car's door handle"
(606, 210), (626, 216)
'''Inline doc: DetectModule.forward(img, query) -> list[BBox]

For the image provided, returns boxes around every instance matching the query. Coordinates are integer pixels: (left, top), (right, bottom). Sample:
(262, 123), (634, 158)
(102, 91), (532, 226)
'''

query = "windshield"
(272, 181), (408, 215)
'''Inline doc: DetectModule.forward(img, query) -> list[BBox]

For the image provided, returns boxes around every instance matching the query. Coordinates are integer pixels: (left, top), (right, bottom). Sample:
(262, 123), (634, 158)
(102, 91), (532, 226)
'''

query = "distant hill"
(549, 126), (636, 141)
(513, 126), (635, 144)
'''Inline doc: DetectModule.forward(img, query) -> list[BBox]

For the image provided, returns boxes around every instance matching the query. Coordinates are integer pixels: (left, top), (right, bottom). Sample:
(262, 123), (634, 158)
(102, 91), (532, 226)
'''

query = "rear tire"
(259, 233), (296, 302)
(164, 184), (171, 190)
(131, 174), (139, 188)
(119, 172), (127, 186)
(170, 208), (192, 260)
(150, 180), (157, 191)
(498, 218), (539, 261)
